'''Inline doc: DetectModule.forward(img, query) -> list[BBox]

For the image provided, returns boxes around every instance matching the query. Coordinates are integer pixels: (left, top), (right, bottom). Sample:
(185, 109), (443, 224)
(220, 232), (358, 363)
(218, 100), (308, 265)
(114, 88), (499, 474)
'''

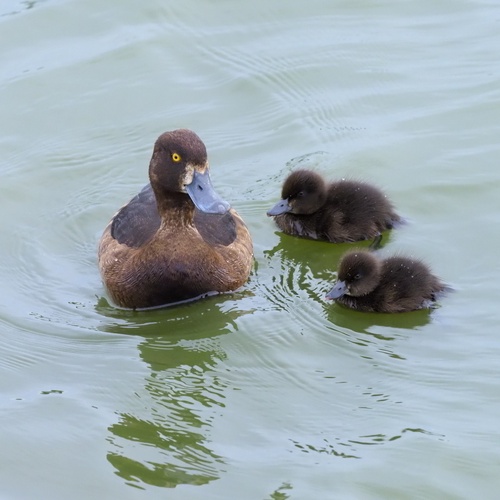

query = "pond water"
(1, 0), (500, 498)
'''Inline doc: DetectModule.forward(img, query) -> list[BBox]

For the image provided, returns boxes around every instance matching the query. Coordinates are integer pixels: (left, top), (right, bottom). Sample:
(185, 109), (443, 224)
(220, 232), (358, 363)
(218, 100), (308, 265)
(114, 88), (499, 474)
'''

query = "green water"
(1, 0), (500, 498)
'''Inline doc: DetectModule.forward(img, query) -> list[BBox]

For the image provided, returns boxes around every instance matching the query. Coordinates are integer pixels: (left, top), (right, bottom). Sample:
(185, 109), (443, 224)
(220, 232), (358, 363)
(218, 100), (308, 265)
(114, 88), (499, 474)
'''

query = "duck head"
(267, 169), (327, 216)
(149, 129), (230, 214)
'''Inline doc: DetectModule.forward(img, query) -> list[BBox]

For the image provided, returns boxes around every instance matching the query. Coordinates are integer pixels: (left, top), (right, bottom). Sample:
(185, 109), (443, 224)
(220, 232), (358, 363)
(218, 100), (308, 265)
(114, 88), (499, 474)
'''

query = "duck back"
(322, 180), (401, 242)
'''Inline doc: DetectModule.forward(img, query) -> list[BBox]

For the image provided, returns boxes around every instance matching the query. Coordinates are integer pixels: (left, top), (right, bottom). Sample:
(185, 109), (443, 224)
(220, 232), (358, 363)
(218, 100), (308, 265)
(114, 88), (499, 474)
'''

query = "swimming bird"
(98, 129), (253, 309)
(267, 169), (401, 242)
(326, 249), (447, 313)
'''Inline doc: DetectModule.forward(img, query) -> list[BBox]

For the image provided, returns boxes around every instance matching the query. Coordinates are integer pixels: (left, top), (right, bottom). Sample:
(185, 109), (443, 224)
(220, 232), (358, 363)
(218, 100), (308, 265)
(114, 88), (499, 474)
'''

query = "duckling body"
(267, 169), (401, 242)
(326, 250), (447, 313)
(98, 129), (253, 309)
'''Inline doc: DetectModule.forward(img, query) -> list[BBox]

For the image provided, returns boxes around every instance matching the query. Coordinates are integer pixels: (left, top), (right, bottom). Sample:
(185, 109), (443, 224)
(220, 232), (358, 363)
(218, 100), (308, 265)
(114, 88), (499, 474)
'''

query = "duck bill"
(326, 281), (348, 300)
(267, 199), (291, 216)
(186, 169), (230, 214)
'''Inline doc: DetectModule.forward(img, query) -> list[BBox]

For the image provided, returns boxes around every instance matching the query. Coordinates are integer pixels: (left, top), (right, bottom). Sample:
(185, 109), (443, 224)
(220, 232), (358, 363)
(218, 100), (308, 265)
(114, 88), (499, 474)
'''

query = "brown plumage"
(326, 250), (448, 313)
(267, 169), (401, 242)
(98, 129), (253, 309)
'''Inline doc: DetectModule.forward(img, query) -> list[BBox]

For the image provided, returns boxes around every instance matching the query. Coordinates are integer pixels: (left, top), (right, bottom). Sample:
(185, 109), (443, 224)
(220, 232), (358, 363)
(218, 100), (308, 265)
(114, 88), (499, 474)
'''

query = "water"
(1, 0), (500, 498)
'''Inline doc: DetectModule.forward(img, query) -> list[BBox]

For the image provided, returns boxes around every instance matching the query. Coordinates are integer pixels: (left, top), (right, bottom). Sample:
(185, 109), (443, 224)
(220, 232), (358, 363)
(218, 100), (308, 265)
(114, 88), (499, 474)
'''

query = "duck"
(267, 169), (402, 243)
(98, 129), (253, 309)
(326, 249), (448, 313)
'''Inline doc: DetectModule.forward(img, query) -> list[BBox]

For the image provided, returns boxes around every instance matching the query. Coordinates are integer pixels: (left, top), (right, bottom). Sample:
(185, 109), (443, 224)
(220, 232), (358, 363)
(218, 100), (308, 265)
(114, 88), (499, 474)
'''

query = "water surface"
(1, 0), (500, 498)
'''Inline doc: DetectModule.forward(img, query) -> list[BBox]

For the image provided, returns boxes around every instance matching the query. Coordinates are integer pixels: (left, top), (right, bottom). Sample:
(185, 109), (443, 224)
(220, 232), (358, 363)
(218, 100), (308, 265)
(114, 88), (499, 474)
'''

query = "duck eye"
(171, 153), (182, 163)
(354, 273), (361, 280)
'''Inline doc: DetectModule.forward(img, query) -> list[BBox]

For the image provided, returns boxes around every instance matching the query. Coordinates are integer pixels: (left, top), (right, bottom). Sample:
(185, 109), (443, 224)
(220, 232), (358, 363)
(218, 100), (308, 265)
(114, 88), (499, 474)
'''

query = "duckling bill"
(267, 169), (402, 243)
(98, 129), (253, 309)
(326, 249), (448, 313)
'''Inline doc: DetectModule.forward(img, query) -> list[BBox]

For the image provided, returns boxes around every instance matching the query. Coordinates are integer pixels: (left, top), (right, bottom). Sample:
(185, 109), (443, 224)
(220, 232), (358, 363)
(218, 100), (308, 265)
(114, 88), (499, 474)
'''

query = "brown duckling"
(98, 129), (253, 309)
(326, 249), (448, 313)
(267, 169), (401, 242)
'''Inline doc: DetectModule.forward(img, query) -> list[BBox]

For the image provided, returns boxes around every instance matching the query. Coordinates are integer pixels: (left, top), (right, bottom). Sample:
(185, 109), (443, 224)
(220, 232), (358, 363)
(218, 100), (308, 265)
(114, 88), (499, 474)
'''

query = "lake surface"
(1, 0), (500, 498)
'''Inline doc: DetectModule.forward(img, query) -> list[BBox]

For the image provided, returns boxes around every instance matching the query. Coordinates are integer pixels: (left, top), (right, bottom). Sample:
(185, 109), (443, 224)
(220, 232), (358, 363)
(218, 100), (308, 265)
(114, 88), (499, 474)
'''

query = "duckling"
(267, 169), (401, 242)
(326, 249), (448, 313)
(98, 129), (253, 309)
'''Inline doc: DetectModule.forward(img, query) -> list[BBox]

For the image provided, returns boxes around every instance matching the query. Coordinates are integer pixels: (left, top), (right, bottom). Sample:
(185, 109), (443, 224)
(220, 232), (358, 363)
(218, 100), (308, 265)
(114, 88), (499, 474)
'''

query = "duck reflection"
(264, 230), (392, 270)
(324, 302), (432, 362)
(326, 300), (432, 334)
(262, 231), (392, 307)
(263, 232), (430, 366)
(96, 294), (250, 488)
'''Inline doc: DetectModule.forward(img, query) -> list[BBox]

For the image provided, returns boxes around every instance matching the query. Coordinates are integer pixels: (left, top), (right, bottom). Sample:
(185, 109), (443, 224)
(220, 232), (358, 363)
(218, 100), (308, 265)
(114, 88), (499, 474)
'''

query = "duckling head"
(327, 250), (382, 299)
(267, 169), (327, 216)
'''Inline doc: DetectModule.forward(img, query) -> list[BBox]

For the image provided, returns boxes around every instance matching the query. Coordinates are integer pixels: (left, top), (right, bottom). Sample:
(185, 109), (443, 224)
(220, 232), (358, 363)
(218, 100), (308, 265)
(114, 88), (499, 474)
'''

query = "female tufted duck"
(267, 169), (401, 243)
(98, 129), (253, 309)
(326, 249), (448, 313)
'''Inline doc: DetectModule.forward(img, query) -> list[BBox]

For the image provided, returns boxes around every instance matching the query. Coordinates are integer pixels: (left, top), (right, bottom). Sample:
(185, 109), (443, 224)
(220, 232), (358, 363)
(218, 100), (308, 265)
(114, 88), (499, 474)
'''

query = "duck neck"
(153, 187), (196, 227)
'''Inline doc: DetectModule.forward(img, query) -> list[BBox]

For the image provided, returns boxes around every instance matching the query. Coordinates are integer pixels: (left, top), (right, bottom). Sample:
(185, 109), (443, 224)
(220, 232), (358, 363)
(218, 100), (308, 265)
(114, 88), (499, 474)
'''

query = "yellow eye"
(171, 152), (181, 163)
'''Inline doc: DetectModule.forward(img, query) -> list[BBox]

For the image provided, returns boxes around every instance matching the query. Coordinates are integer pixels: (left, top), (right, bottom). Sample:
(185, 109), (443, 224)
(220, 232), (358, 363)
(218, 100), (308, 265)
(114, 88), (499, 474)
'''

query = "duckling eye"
(171, 152), (182, 163)
(354, 273), (361, 280)
(290, 191), (303, 201)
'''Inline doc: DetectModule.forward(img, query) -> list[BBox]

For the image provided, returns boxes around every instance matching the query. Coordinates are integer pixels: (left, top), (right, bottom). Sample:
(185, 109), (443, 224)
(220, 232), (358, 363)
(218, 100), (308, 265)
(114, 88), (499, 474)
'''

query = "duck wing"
(110, 184), (161, 248)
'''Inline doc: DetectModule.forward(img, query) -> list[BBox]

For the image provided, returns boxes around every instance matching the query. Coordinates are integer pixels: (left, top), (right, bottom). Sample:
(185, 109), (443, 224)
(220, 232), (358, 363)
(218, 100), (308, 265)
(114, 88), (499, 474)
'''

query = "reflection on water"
(107, 354), (224, 489)
(264, 230), (394, 275)
(327, 301), (432, 335)
(290, 427), (444, 460)
(261, 230), (397, 322)
(98, 296), (248, 488)
(324, 294), (432, 363)
(267, 482), (293, 500)
(262, 233), (347, 308)
(290, 437), (360, 459)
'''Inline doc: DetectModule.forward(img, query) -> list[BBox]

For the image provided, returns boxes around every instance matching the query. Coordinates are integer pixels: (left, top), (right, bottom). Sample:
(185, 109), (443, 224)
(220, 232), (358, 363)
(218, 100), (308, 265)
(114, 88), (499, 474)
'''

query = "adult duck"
(98, 129), (253, 309)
